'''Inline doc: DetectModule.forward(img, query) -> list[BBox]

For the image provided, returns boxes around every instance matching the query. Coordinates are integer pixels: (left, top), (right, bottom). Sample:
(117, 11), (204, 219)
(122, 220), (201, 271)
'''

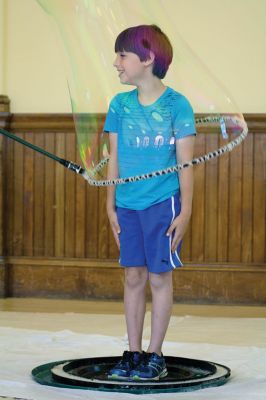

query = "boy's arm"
(176, 135), (195, 218)
(106, 133), (121, 248)
(106, 133), (119, 212)
(166, 135), (195, 252)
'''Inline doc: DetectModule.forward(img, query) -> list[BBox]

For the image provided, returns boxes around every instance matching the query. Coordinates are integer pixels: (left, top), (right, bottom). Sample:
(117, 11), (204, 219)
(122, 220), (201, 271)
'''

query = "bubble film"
(36, 0), (248, 186)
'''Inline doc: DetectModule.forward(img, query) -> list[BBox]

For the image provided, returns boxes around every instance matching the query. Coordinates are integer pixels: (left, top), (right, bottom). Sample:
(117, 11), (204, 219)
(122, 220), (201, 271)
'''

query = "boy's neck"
(137, 81), (167, 106)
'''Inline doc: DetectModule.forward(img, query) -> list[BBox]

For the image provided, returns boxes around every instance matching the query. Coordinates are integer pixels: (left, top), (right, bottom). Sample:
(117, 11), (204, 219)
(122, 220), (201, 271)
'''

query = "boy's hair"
(115, 24), (173, 79)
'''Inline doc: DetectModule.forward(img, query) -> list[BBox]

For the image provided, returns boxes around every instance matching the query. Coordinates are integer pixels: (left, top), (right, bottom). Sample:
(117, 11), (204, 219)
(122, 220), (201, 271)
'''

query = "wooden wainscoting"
(4, 257), (266, 304)
(0, 107), (265, 303)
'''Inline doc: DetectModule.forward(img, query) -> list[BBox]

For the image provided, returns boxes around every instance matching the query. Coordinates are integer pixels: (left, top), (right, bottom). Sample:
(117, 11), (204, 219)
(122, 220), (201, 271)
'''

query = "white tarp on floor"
(0, 326), (265, 400)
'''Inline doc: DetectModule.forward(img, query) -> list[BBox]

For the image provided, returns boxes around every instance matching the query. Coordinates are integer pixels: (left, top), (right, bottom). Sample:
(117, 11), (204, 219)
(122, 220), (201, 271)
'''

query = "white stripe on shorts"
(169, 196), (183, 269)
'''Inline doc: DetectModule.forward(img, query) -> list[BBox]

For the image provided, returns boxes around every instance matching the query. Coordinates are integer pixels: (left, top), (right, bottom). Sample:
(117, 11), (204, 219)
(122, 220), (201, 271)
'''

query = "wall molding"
(4, 257), (266, 304)
(7, 113), (266, 133)
(5, 256), (266, 271)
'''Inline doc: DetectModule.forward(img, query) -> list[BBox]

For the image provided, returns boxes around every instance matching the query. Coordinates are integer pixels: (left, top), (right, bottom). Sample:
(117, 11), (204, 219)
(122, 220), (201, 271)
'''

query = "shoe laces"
(143, 352), (161, 366)
(118, 351), (137, 368)
(142, 352), (153, 366)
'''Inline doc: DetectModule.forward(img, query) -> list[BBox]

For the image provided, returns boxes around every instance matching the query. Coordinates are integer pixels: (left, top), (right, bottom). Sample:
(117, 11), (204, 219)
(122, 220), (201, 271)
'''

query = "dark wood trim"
(9, 113), (105, 132)
(8, 113), (266, 133)
(241, 114), (266, 132)
(5, 256), (266, 271)
(0, 258), (7, 297)
(0, 96), (10, 113)
(5, 257), (266, 304)
(0, 96), (11, 296)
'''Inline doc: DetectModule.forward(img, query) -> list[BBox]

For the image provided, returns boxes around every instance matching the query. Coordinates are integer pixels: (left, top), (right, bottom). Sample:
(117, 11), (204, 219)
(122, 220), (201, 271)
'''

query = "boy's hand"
(107, 209), (121, 249)
(166, 213), (190, 253)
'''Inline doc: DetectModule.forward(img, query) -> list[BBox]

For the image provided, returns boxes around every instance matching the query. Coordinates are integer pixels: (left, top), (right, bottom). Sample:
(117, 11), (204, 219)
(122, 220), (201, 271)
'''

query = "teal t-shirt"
(103, 86), (196, 210)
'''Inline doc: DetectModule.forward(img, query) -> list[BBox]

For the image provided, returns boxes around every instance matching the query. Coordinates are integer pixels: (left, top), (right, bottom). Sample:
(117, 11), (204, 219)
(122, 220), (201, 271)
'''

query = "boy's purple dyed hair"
(115, 24), (173, 79)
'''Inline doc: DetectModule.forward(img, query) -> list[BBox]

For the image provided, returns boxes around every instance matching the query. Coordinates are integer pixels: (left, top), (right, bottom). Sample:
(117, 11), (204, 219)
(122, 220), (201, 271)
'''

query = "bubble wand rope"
(85, 115), (249, 186)
(0, 114), (248, 187)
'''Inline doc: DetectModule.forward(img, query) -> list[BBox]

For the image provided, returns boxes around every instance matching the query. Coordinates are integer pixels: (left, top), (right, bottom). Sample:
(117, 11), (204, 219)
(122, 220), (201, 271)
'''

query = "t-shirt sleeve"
(173, 96), (196, 139)
(103, 95), (120, 134)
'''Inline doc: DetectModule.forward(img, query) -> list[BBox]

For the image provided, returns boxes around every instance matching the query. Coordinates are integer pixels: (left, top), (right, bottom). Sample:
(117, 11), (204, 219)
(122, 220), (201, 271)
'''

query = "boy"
(103, 24), (196, 381)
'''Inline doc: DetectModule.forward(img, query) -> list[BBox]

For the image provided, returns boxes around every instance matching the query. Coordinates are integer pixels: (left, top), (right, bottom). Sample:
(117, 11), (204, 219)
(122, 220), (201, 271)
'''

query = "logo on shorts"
(161, 259), (168, 264)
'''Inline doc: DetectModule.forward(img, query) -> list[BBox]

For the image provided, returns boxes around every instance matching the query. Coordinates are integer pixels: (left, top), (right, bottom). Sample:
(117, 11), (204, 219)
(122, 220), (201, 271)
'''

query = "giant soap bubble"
(36, 0), (248, 186)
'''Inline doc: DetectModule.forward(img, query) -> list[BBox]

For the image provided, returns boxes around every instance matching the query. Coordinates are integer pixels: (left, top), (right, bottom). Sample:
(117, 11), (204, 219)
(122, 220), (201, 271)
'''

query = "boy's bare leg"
(124, 267), (148, 352)
(147, 270), (173, 355)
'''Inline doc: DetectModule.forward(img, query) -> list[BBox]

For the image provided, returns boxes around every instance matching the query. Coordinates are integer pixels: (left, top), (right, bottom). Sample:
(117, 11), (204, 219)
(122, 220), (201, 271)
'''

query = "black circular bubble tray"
(32, 355), (231, 394)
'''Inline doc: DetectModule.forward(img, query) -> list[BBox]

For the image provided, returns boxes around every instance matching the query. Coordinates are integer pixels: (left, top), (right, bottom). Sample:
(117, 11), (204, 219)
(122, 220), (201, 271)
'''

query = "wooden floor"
(1, 298), (266, 317)
(0, 299), (265, 400)
(0, 298), (266, 348)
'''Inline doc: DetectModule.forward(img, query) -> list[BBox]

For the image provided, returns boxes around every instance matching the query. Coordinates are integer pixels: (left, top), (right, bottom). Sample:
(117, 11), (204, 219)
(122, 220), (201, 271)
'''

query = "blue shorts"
(116, 192), (182, 274)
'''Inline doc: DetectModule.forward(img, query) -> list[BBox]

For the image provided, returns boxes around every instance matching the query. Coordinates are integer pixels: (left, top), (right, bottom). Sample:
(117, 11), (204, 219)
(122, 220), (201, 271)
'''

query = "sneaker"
(107, 350), (143, 380)
(130, 352), (168, 381)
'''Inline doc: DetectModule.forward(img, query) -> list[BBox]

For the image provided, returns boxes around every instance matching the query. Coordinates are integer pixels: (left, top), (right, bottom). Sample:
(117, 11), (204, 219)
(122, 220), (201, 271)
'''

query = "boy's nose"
(113, 54), (121, 69)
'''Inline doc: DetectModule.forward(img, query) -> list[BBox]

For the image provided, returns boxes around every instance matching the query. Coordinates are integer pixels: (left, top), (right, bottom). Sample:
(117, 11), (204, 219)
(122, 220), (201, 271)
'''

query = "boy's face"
(113, 50), (154, 85)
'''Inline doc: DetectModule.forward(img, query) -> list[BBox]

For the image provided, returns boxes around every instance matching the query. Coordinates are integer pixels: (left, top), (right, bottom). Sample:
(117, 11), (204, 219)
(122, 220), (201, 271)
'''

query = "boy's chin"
(119, 75), (133, 85)
(120, 81), (134, 86)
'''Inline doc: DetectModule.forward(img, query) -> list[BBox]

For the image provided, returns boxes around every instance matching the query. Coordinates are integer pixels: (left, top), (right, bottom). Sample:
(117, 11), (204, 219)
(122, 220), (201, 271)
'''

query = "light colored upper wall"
(2, 0), (266, 113)
(5, 0), (71, 112)
(0, 0), (6, 94)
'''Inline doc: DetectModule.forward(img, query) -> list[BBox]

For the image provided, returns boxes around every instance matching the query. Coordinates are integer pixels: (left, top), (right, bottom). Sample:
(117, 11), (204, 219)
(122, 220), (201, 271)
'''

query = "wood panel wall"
(0, 103), (265, 303)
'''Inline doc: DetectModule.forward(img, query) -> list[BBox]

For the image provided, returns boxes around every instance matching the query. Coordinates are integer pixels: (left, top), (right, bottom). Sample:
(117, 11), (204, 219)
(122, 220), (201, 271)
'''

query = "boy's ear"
(143, 51), (155, 66)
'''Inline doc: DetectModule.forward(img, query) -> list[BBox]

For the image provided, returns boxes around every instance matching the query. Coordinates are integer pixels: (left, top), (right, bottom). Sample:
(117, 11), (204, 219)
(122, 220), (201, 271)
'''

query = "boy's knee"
(149, 271), (173, 290)
(125, 267), (148, 289)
